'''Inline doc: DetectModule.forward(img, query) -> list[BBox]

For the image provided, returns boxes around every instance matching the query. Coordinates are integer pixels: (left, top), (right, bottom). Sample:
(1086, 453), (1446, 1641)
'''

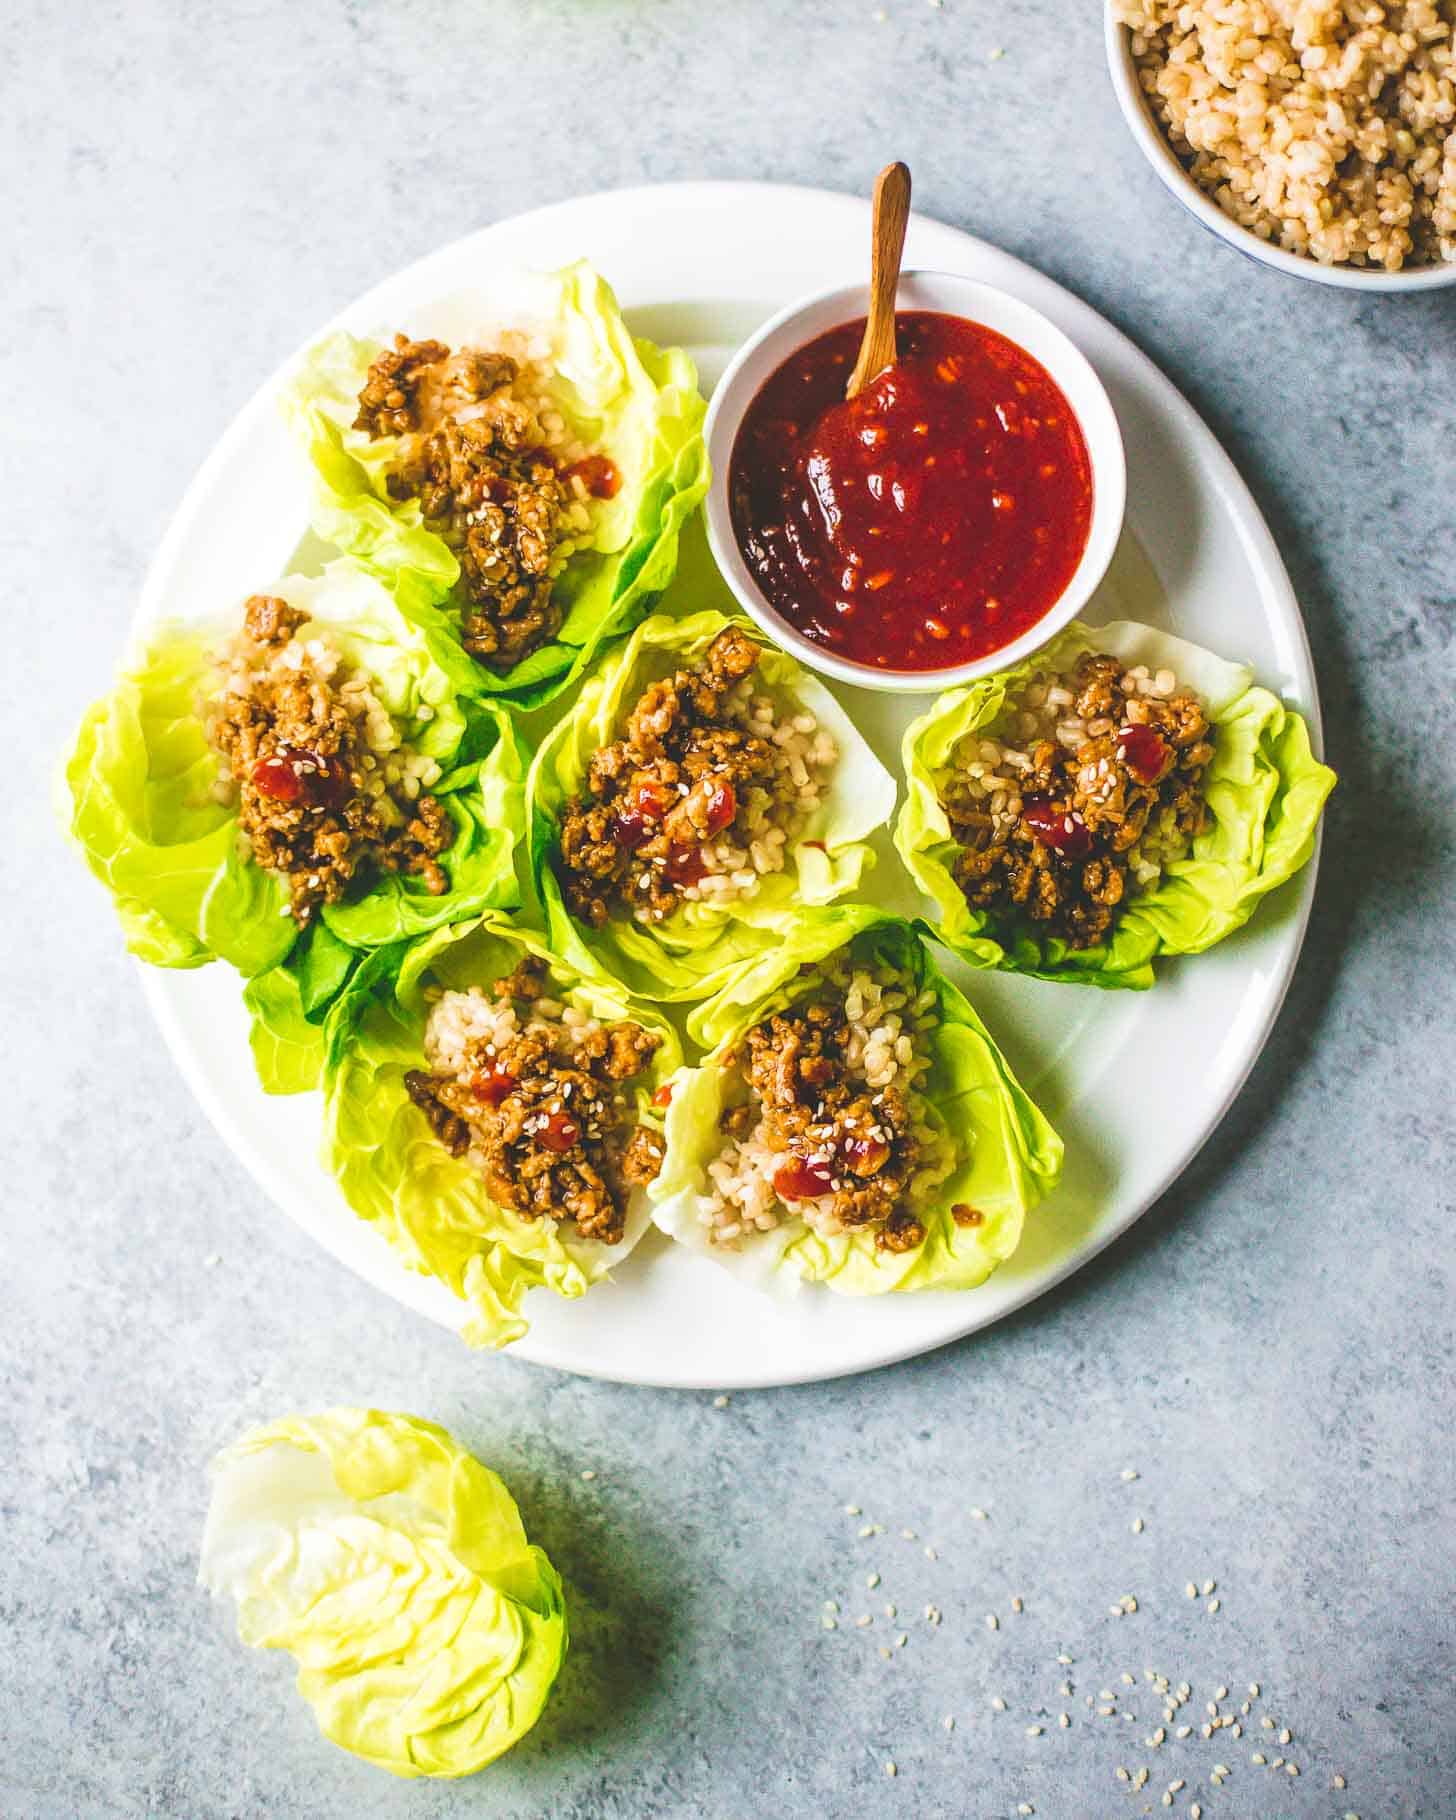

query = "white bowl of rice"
(1106, 1), (1456, 291)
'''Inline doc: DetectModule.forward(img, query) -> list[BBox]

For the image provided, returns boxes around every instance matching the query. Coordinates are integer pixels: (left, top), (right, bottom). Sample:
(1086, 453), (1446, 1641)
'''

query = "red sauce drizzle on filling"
(251, 745), (350, 809)
(773, 1155), (835, 1201)
(728, 312), (1093, 671)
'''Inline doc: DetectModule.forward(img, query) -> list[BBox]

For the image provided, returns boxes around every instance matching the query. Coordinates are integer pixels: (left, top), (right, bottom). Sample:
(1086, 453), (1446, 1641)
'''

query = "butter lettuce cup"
(286, 261), (709, 710)
(201, 1409), (567, 1778)
(320, 912), (682, 1349)
(528, 608), (898, 1008)
(896, 619), (1335, 991)
(651, 909), (1063, 1298)
(62, 561), (527, 1089)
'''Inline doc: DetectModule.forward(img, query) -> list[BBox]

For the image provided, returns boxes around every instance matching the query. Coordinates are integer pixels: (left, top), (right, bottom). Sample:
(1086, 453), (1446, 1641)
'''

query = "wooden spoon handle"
(846, 161), (912, 400)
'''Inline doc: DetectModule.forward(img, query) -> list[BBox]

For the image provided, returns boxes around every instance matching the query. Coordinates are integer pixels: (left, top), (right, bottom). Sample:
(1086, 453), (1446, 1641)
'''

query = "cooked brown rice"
(1117, 0), (1456, 270)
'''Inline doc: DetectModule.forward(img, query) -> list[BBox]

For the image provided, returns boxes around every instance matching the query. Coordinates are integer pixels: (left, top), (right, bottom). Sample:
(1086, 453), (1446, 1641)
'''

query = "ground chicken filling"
(701, 960), (956, 1255)
(353, 334), (619, 670)
(206, 594), (451, 926)
(939, 652), (1215, 950)
(404, 957), (665, 1248)
(556, 627), (838, 927)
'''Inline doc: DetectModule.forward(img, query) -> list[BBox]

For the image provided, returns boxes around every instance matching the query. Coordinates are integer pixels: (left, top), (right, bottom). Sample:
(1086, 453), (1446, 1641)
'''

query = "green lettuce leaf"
(283, 261), (709, 709)
(895, 619), (1335, 990)
(652, 911), (1063, 1297)
(62, 561), (527, 1065)
(529, 609), (899, 1008)
(319, 913), (682, 1348)
(200, 1408), (566, 1778)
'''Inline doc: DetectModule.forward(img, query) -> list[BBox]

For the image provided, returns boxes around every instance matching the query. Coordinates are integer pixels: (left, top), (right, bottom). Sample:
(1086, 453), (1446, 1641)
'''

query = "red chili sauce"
(728, 312), (1093, 672)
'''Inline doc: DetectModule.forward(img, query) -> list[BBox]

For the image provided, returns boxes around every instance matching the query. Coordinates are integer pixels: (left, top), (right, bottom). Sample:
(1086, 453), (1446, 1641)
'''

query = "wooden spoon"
(845, 161), (912, 400)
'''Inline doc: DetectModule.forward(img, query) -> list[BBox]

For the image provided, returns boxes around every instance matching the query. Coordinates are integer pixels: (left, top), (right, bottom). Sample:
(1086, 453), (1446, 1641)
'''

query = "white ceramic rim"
(1104, 7), (1456, 293)
(702, 270), (1128, 693)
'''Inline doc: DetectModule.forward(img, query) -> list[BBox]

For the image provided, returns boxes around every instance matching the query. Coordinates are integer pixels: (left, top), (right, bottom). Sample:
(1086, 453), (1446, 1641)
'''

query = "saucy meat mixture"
(556, 627), (838, 927)
(353, 334), (620, 671)
(404, 956), (665, 1248)
(702, 958), (956, 1255)
(207, 594), (451, 926)
(939, 652), (1215, 949)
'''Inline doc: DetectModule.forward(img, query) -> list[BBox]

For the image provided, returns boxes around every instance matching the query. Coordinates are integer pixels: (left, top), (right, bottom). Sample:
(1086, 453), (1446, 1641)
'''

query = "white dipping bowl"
(703, 270), (1127, 694)
(1105, 9), (1456, 294)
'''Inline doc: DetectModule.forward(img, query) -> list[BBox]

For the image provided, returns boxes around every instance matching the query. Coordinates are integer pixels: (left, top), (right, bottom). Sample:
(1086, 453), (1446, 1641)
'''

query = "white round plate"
(136, 182), (1322, 1389)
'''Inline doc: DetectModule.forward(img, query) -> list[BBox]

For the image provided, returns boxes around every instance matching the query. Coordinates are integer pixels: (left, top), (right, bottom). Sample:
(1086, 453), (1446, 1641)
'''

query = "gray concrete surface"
(4, 2), (1454, 1816)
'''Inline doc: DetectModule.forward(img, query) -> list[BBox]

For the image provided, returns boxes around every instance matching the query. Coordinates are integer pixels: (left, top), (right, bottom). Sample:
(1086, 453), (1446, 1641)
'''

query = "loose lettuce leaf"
(652, 911), (1063, 1297)
(319, 913), (682, 1348)
(284, 261), (710, 709)
(62, 561), (527, 1069)
(200, 1408), (566, 1778)
(529, 609), (899, 1008)
(895, 620), (1335, 990)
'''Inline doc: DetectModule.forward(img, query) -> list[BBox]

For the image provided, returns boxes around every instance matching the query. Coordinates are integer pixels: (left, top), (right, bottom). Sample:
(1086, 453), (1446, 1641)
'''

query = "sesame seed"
(580, 1469), (596, 1481)
(1168, 1779), (1184, 1794)
(1011, 1596), (1024, 1613)
(986, 1614), (998, 1630)
(1026, 1725), (1043, 1738)
(884, 1759), (896, 1777)
(1115, 1767), (1130, 1782)
(1261, 1716), (1275, 1730)
(1202, 1579), (1216, 1595)
(1057, 1653), (1074, 1665)
(970, 1506), (988, 1520)
(1206, 1597), (1220, 1614)
(1059, 1682), (1073, 1697)
(1058, 1713), (1070, 1728)
(1213, 1764), (1230, 1777)
(895, 1632), (908, 1649)
(1122, 1673), (1135, 1687)
(1272, 1756), (1285, 1769)
(943, 1715), (955, 1732)
(712, 1394), (729, 1409)
(844, 1503), (861, 1516)
(856, 1615), (872, 1628)
(884, 1603), (897, 1618)
(924, 1545), (937, 1561)
(858, 1525), (875, 1538)
(1333, 1774), (1347, 1789)
(821, 1616), (837, 1630)
(1278, 1727), (1291, 1745)
(1248, 1682), (1260, 1697)
(1190, 1807), (1201, 1819)
(1176, 1726), (1192, 1739)
(1132, 1517), (1145, 1534)
(1017, 1806), (1033, 1817)
(1214, 1685), (1227, 1699)
(1161, 1796), (1172, 1808)
(1185, 1582), (1198, 1599)
(901, 1528), (916, 1540)
(823, 1599), (838, 1614)
(866, 1572), (880, 1590)
(1121, 1468), (1139, 1482)
(878, 1645), (892, 1659)
(1099, 1705), (1117, 1717)
(992, 1696), (1007, 1711)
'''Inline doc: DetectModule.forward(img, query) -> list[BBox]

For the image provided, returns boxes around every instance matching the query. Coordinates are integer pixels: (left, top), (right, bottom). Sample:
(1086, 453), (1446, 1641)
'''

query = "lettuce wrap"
(285, 262), (709, 709)
(200, 1408), (566, 1778)
(529, 609), (899, 1008)
(320, 912), (681, 1349)
(63, 561), (527, 1087)
(895, 619), (1335, 990)
(651, 910), (1063, 1298)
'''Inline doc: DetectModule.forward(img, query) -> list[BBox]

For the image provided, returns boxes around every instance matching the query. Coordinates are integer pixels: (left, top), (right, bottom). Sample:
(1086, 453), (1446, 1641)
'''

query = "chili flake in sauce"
(728, 312), (1093, 672)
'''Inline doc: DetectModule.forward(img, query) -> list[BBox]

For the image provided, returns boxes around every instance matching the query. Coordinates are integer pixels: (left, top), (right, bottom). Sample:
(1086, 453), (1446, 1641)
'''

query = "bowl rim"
(701, 268), (1129, 695)
(1104, 6), (1456, 294)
